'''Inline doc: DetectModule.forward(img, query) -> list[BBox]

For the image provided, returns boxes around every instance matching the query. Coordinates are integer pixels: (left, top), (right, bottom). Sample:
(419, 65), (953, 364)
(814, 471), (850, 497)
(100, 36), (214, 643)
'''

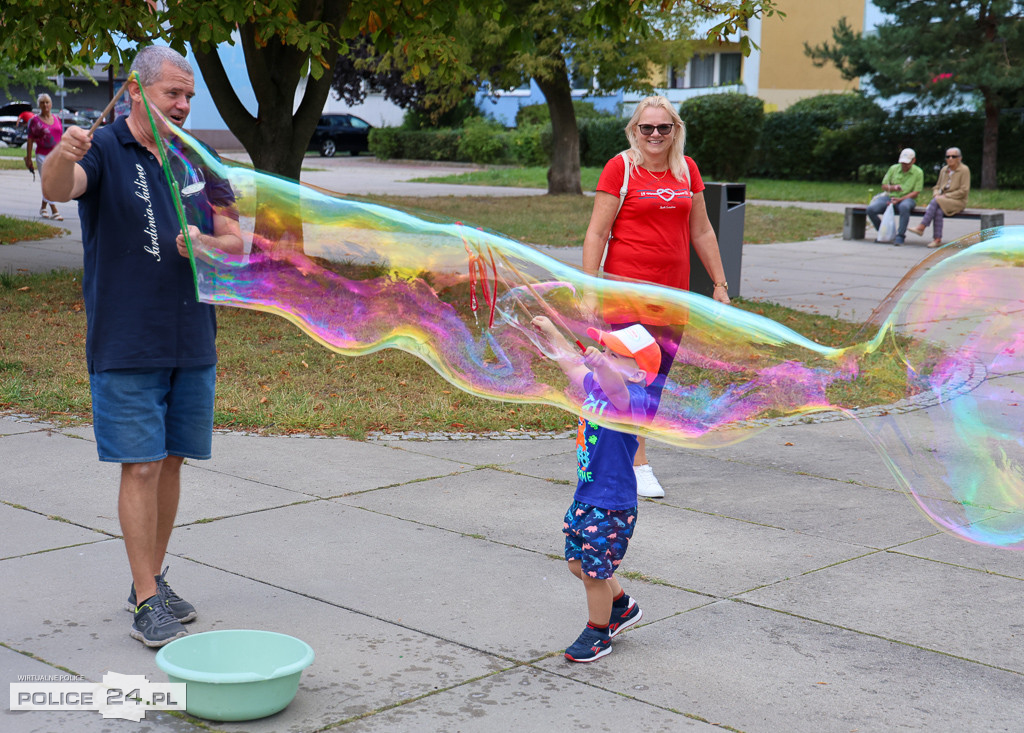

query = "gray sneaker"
(126, 566), (197, 623)
(130, 596), (188, 648)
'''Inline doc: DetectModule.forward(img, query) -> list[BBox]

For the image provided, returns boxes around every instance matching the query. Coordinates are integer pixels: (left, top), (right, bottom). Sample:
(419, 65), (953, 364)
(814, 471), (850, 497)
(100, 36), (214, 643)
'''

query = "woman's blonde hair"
(623, 95), (688, 185)
(36, 93), (52, 107)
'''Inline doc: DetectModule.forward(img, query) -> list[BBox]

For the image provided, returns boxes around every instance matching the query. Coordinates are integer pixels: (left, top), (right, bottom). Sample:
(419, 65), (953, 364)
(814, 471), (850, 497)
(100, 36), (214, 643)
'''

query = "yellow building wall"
(759, 0), (864, 109)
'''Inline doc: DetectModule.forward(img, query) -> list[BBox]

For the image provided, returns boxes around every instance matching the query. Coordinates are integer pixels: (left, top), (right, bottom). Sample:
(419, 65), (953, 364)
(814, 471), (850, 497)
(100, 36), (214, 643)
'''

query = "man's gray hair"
(130, 45), (194, 86)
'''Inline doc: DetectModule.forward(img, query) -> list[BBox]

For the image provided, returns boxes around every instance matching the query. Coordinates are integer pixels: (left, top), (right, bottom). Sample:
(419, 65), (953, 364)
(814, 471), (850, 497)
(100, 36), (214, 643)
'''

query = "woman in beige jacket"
(909, 147), (970, 248)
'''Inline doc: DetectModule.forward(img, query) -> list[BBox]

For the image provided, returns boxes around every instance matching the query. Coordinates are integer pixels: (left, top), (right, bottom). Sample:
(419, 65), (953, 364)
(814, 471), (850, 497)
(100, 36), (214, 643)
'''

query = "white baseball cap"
(898, 148), (915, 164)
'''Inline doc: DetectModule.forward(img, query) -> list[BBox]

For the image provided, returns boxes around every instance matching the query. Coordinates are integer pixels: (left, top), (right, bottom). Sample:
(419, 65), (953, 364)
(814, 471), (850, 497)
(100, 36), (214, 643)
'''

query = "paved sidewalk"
(3, 162), (1024, 733)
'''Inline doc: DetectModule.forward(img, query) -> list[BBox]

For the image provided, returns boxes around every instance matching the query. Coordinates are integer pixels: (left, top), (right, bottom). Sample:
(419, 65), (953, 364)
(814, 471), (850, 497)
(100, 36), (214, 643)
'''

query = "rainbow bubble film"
(145, 96), (1024, 549)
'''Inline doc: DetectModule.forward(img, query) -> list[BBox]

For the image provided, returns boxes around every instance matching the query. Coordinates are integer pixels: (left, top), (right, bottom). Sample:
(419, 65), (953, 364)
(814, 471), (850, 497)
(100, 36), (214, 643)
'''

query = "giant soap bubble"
(139, 87), (1024, 549)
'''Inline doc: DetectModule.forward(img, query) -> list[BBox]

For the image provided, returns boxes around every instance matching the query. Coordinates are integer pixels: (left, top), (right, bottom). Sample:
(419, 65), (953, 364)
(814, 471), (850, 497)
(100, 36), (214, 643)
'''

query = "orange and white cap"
(585, 324), (661, 385)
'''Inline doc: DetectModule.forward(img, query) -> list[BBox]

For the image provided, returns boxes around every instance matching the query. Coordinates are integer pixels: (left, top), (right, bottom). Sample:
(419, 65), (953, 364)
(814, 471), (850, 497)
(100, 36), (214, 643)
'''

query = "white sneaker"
(634, 464), (665, 498)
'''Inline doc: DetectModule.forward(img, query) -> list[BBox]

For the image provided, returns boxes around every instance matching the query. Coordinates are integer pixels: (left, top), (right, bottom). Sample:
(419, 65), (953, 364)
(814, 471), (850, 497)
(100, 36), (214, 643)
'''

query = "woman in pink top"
(25, 93), (64, 220)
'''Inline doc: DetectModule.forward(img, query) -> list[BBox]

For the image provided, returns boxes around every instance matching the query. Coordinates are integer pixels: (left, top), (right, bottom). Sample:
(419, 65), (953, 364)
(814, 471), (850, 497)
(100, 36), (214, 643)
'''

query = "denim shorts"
(89, 365), (216, 463)
(563, 500), (638, 580)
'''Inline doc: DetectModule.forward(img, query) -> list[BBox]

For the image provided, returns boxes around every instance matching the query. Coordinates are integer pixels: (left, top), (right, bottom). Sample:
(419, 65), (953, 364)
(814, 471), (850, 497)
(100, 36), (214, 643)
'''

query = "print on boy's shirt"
(576, 417), (599, 483)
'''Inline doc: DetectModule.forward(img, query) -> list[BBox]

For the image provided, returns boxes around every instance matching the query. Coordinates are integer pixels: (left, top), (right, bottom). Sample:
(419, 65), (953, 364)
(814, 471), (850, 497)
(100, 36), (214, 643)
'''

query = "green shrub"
(405, 129), (462, 161)
(368, 127), (404, 161)
(456, 118), (510, 164)
(752, 93), (885, 180)
(508, 123), (551, 166)
(514, 100), (616, 127)
(680, 93), (764, 180)
(579, 117), (628, 167)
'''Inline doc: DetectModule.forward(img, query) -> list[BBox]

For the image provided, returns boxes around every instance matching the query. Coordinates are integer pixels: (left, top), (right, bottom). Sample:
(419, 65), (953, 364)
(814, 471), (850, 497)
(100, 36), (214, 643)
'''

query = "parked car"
(56, 109), (91, 129)
(309, 114), (372, 157)
(0, 101), (32, 148)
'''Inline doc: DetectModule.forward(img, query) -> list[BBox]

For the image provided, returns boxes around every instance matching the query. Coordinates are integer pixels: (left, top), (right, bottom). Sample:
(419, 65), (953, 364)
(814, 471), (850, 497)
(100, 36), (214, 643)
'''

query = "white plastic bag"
(876, 202), (896, 243)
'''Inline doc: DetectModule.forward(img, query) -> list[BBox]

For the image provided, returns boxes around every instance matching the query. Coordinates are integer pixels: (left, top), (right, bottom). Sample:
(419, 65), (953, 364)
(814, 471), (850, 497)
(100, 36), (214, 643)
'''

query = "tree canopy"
(806, 0), (1024, 189)
(1, 0), (778, 187)
(0, 0), (469, 179)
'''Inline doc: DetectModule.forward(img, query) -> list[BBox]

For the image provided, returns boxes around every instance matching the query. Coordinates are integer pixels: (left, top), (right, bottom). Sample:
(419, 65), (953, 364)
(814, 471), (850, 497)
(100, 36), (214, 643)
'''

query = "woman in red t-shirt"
(25, 93), (64, 220)
(581, 95), (730, 498)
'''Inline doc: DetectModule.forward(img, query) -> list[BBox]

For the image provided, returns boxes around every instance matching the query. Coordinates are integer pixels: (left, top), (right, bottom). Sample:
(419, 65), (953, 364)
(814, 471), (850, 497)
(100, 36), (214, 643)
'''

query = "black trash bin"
(690, 182), (745, 299)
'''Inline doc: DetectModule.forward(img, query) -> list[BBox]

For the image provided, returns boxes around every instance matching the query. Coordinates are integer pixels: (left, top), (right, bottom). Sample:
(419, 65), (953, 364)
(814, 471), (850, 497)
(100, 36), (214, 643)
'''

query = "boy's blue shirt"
(574, 372), (653, 511)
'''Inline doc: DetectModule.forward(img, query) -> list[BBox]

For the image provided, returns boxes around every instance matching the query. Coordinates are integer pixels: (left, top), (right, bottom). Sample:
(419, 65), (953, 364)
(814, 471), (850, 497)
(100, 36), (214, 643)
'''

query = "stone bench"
(843, 205), (1005, 240)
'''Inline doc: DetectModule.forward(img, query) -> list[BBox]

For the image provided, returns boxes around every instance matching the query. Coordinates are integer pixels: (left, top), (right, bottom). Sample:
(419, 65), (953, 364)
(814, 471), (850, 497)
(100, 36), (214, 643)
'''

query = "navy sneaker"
(893, 235), (904, 246)
(126, 566), (197, 623)
(130, 596), (188, 648)
(564, 625), (612, 663)
(608, 598), (643, 637)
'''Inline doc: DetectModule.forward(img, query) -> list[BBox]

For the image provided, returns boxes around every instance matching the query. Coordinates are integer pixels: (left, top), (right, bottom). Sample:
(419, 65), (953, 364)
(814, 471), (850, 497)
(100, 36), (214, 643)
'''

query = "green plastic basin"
(155, 630), (315, 721)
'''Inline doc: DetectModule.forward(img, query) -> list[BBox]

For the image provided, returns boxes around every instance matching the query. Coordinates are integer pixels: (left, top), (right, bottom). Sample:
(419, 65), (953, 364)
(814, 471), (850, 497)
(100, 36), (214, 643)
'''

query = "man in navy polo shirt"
(42, 45), (242, 648)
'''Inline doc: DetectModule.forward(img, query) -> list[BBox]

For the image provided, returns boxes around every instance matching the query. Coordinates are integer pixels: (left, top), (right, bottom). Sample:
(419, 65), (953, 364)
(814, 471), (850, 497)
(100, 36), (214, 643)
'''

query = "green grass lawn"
(1, 269), (910, 438)
(366, 195), (844, 246)
(0, 215), (67, 244)
(0, 146), (30, 171)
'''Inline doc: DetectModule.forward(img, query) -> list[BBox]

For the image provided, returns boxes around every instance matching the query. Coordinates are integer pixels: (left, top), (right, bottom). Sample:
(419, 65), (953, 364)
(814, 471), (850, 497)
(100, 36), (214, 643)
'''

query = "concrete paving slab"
(892, 529), (1024, 578)
(383, 435), (570, 470)
(176, 499), (645, 661)
(0, 430), (123, 533)
(741, 549), (1024, 672)
(336, 468), (567, 553)
(204, 433), (475, 497)
(0, 430), (317, 535)
(1, 646), (203, 733)
(0, 541), (506, 733)
(336, 468), (708, 622)
(623, 502), (870, 598)
(647, 458), (936, 549)
(536, 600), (1024, 733)
(338, 665), (721, 732)
(0, 417), (58, 436)
(0, 503), (106, 559)
(670, 419), (901, 490)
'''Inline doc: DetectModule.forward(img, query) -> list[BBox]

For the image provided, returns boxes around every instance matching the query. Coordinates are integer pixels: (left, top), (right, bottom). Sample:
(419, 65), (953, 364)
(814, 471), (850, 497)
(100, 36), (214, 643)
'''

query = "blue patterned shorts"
(563, 500), (637, 580)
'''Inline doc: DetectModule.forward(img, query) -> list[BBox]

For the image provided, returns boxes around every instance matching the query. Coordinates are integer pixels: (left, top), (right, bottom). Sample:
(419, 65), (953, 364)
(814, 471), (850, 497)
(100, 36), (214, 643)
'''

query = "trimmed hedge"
(751, 94), (886, 180)
(370, 91), (1024, 188)
(368, 128), (462, 162)
(579, 117), (627, 167)
(680, 93), (764, 180)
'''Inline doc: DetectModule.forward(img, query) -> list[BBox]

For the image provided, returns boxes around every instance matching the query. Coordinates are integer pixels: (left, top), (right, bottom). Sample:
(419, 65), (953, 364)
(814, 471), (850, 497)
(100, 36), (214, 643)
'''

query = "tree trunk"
(980, 94), (998, 190)
(534, 63), (582, 196)
(193, 30), (340, 182)
(190, 4), (349, 255)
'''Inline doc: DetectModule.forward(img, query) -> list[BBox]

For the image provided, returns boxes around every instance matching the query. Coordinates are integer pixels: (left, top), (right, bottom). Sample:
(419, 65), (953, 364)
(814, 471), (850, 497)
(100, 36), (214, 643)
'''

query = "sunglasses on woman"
(637, 124), (674, 136)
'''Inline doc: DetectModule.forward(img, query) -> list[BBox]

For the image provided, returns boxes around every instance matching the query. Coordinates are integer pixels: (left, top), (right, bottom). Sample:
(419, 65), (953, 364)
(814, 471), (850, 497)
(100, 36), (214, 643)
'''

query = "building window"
(690, 55), (715, 88)
(719, 53), (741, 85)
(668, 51), (743, 89)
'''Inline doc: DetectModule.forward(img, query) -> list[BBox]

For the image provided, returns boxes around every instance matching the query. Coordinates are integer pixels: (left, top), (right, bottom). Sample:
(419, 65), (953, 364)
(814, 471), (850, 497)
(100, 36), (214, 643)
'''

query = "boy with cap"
(532, 316), (660, 662)
(866, 148), (924, 246)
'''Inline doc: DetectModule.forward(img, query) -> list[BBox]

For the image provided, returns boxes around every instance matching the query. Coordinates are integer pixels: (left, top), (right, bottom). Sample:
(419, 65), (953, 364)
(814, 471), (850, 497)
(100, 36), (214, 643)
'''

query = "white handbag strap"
(614, 151), (632, 219)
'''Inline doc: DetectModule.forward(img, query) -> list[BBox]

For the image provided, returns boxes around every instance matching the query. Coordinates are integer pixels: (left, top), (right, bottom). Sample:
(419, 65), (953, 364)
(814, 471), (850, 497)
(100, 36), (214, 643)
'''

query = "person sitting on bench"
(909, 147), (970, 249)
(866, 148), (922, 245)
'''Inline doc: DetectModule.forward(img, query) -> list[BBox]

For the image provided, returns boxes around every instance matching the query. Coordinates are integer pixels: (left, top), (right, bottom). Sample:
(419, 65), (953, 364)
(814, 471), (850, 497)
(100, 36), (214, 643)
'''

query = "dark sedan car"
(309, 113), (372, 157)
(0, 101), (32, 148)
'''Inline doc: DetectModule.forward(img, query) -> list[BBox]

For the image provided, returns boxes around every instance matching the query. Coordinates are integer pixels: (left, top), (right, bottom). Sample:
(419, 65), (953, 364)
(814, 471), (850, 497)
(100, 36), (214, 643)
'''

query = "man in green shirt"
(866, 148), (924, 246)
